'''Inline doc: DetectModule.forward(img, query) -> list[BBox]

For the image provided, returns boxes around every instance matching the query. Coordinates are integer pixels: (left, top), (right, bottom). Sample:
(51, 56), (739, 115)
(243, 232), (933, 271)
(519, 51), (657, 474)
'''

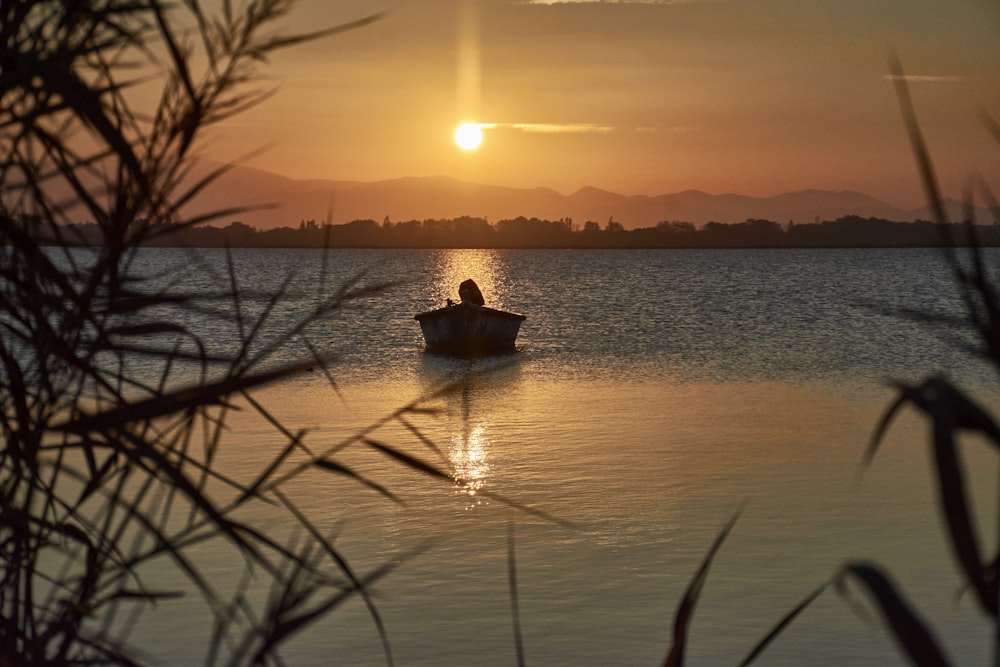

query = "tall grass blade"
(663, 509), (741, 667)
(866, 378), (1000, 614)
(837, 563), (951, 666)
(364, 438), (454, 482)
(889, 55), (948, 225)
(508, 518), (526, 667)
(55, 359), (319, 433)
(312, 459), (404, 504)
(739, 581), (830, 666)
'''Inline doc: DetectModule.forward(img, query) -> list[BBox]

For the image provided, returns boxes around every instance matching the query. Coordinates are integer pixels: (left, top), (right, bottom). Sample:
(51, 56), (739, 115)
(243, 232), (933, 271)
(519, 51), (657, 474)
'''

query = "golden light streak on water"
(450, 424), (490, 502)
(429, 248), (514, 310)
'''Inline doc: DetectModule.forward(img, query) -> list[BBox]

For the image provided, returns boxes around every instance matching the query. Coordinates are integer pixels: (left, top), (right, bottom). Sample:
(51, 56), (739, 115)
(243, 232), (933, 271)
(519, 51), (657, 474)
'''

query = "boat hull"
(414, 302), (526, 356)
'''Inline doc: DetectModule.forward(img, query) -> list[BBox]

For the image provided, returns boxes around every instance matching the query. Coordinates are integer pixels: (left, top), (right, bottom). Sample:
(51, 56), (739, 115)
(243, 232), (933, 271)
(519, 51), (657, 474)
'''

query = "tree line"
(23, 213), (1000, 249)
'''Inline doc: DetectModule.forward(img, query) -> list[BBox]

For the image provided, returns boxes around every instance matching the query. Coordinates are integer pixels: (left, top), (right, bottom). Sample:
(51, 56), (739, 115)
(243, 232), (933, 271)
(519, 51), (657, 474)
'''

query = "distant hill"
(180, 162), (994, 230)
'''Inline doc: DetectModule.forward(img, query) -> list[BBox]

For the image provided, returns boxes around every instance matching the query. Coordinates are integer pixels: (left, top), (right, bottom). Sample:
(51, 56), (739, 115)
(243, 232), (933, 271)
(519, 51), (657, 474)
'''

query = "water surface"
(123, 247), (997, 665)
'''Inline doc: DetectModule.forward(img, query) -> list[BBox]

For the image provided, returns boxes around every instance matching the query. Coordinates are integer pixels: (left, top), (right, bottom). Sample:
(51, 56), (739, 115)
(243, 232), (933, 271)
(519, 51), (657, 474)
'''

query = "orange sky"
(200, 0), (1000, 208)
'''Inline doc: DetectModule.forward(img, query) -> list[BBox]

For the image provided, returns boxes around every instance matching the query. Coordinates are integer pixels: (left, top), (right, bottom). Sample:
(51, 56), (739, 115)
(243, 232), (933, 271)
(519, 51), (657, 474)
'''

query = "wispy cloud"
(883, 74), (980, 83)
(481, 122), (617, 133)
(521, 0), (730, 5)
(523, 1), (700, 4)
(476, 122), (693, 134)
(522, 1), (713, 4)
(476, 123), (699, 134)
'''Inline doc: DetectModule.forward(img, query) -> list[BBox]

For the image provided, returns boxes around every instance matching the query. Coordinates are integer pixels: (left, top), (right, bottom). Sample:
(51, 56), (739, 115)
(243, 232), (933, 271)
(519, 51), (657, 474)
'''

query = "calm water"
(119, 247), (996, 665)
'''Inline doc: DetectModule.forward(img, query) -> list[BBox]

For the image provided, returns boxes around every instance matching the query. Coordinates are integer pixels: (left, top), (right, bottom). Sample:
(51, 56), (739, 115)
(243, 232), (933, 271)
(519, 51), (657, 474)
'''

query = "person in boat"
(458, 278), (485, 306)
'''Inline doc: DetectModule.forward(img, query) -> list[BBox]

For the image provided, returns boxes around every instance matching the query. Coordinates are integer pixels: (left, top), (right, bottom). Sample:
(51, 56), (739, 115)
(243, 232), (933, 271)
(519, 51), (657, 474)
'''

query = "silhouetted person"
(458, 279), (485, 306)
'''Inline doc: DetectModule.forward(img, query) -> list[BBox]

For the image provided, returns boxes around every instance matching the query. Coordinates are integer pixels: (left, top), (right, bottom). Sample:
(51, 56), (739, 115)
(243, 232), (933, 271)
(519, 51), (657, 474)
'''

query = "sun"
(454, 123), (483, 150)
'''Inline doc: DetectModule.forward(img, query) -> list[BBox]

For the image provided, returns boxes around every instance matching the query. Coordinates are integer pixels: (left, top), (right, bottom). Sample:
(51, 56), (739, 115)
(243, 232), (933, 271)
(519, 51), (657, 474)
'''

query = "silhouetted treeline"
(22, 214), (1000, 249)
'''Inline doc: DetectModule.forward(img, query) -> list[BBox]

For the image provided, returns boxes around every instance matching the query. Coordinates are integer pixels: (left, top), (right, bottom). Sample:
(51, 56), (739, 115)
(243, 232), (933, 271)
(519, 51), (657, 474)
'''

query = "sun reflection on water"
(440, 372), (515, 510)
(450, 423), (490, 507)
(429, 249), (515, 310)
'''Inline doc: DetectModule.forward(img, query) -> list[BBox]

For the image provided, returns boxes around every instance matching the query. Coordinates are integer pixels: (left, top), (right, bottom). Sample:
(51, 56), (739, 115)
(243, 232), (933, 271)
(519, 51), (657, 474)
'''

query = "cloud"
(477, 122), (696, 134)
(482, 122), (617, 133)
(521, 1), (724, 4)
(883, 74), (980, 83)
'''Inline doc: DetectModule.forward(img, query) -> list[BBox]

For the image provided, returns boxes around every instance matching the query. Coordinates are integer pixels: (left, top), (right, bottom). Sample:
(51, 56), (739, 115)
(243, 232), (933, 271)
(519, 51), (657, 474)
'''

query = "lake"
(121, 247), (996, 665)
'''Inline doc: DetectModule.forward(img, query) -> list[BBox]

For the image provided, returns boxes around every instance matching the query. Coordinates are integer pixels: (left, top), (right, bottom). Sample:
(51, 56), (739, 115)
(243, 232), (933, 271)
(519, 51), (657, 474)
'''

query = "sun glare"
(454, 123), (483, 150)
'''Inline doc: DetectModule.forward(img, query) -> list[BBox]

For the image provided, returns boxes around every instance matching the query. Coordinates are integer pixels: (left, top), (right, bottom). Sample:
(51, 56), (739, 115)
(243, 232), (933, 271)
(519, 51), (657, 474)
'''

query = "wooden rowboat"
(414, 280), (526, 356)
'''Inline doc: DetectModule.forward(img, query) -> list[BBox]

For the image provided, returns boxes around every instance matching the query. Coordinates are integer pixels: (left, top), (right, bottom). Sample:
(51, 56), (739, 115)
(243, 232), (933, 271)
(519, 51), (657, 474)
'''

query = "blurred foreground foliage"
(0, 2), (475, 665)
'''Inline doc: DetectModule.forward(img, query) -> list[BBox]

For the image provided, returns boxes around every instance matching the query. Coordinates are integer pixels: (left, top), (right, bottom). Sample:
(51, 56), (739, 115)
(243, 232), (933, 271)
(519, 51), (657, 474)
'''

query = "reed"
(662, 58), (1000, 666)
(0, 2), (476, 664)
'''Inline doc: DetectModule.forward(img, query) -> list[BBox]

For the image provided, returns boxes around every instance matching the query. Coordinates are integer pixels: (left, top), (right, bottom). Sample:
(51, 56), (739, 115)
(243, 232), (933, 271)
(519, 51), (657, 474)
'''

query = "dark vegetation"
(24, 214), (1000, 249)
(0, 2), (505, 664)
(5, 0), (1000, 665)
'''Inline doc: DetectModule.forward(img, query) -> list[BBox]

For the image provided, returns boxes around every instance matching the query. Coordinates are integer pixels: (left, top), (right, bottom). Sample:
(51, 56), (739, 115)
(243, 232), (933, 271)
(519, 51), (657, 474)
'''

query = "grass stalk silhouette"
(0, 2), (498, 664)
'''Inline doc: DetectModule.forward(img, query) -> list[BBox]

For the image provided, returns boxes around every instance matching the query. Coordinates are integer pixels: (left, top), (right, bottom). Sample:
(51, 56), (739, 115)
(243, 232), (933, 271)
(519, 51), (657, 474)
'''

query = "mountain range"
(181, 162), (990, 231)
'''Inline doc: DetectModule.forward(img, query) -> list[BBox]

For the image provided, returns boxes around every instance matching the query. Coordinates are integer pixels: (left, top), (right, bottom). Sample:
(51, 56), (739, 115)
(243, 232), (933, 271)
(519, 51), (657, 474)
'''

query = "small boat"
(415, 279), (526, 356)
